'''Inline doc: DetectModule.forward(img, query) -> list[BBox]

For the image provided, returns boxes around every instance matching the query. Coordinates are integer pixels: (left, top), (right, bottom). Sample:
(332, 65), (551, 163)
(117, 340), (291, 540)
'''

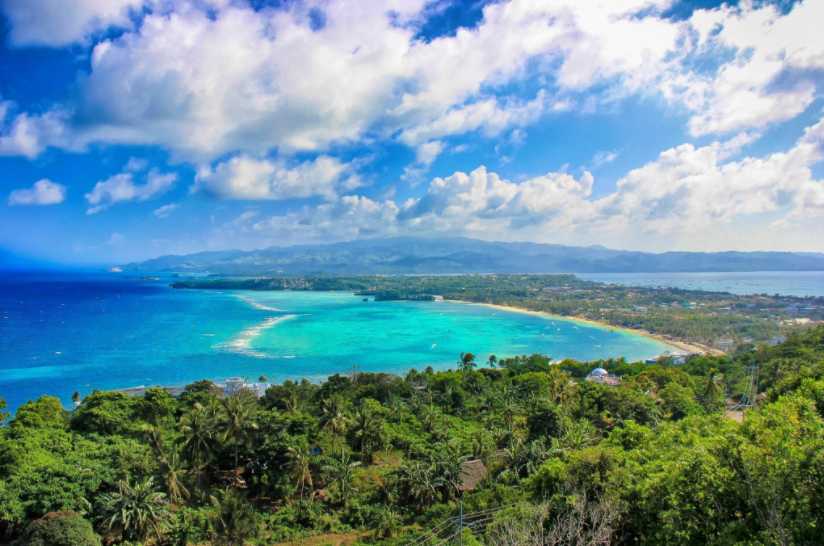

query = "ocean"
(577, 271), (824, 298)
(0, 273), (670, 412)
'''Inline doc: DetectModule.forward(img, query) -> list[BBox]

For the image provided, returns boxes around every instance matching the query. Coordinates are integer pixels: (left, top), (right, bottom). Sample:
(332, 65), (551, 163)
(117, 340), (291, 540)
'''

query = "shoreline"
(448, 299), (723, 356)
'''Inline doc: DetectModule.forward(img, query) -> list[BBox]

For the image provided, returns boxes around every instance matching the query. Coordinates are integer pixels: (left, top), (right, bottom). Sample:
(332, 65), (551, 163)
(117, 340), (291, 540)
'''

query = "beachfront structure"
(222, 377), (270, 398)
(586, 367), (620, 386)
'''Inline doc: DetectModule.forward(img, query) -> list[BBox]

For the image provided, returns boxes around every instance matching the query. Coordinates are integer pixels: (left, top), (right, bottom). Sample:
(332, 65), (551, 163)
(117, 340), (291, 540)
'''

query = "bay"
(0, 273), (672, 412)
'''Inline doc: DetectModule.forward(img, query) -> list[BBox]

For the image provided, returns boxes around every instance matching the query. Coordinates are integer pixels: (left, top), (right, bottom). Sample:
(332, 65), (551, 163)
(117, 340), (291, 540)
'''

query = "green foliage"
(95, 477), (168, 542)
(209, 488), (258, 545)
(15, 511), (100, 546)
(2, 326), (824, 544)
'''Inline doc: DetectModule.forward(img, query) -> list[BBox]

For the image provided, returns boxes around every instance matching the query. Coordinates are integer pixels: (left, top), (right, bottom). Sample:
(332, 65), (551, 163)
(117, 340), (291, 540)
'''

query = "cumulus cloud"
(195, 155), (351, 201)
(0, 102), (72, 159)
(7, 179), (67, 206)
(237, 114), (824, 251)
(1, 0), (819, 163)
(86, 169), (177, 214)
(0, 0), (684, 161)
(664, 0), (824, 136)
(2, 0), (145, 46)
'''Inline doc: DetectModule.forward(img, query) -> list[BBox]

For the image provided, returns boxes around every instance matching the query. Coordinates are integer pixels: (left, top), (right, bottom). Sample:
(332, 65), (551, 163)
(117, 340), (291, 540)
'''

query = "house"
(586, 367), (620, 386)
(458, 459), (488, 492)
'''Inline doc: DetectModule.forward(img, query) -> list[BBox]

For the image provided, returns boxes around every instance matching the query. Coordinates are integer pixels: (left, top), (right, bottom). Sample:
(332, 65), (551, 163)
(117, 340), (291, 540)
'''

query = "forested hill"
(122, 237), (824, 275)
(2, 327), (824, 544)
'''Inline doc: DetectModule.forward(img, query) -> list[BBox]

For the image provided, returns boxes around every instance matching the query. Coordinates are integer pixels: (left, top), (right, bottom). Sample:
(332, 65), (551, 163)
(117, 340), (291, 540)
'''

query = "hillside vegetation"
(2, 327), (824, 544)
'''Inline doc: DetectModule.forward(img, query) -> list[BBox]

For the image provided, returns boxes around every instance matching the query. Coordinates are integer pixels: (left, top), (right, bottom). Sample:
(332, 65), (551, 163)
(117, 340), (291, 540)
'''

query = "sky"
(0, 0), (823, 264)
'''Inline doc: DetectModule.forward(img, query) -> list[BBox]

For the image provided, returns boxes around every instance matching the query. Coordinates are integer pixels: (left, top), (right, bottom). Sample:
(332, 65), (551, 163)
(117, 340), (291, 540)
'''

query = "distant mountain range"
(121, 237), (824, 276)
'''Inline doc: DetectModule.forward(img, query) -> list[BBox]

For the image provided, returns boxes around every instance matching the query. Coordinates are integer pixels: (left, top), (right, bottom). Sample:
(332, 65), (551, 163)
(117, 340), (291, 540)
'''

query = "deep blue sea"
(0, 273), (672, 413)
(578, 271), (824, 298)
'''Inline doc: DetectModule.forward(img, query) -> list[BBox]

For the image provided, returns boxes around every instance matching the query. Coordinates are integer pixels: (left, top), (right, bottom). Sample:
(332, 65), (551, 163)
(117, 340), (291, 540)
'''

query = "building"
(586, 367), (620, 386)
(458, 459), (488, 493)
(222, 377), (270, 398)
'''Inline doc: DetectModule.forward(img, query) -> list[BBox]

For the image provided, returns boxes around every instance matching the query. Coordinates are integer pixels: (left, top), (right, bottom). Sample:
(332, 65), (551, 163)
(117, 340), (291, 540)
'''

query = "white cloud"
(86, 169), (177, 214)
(195, 155), (350, 201)
(2, 0), (145, 46)
(591, 150), (618, 168)
(239, 114), (824, 251)
(0, 0), (684, 161)
(665, 0), (824, 136)
(125, 157), (149, 172)
(0, 103), (72, 159)
(153, 203), (178, 218)
(7, 179), (67, 206)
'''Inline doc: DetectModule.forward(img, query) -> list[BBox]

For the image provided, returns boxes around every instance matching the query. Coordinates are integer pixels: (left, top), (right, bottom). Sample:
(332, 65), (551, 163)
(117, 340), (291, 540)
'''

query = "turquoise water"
(0, 274), (671, 412)
(578, 271), (824, 298)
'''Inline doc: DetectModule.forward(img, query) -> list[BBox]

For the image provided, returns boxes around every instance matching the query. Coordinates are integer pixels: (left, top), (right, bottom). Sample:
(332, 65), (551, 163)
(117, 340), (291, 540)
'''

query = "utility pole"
(458, 499), (463, 546)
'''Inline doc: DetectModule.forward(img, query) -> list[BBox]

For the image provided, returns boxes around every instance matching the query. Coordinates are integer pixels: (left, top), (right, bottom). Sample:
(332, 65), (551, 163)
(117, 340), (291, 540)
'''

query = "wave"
(221, 314), (297, 358)
(236, 294), (284, 312)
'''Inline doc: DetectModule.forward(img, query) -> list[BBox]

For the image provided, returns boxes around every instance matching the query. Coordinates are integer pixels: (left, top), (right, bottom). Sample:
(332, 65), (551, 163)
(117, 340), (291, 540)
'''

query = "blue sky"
(1, 0), (823, 265)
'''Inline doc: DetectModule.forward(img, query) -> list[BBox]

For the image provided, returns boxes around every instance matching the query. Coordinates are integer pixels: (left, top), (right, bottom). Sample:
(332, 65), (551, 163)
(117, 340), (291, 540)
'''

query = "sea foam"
(222, 314), (297, 358)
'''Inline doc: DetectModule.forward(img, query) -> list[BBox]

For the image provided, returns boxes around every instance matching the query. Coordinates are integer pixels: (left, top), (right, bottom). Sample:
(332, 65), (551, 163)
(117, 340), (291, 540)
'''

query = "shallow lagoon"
(0, 276), (672, 411)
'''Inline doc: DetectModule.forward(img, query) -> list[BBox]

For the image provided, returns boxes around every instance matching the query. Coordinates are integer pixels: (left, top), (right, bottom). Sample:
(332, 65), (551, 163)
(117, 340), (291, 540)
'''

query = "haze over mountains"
(122, 237), (824, 276)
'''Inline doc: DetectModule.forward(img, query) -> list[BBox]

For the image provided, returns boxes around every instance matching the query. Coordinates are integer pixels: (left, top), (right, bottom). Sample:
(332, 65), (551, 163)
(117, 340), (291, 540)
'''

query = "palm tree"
(210, 488), (258, 546)
(459, 352), (476, 371)
(349, 405), (385, 461)
(146, 427), (190, 504)
(159, 450), (190, 505)
(701, 369), (725, 411)
(97, 477), (168, 543)
(320, 396), (350, 437)
(219, 393), (259, 468)
(431, 450), (464, 502)
(321, 451), (361, 507)
(488, 354), (498, 368)
(394, 461), (438, 511)
(180, 402), (217, 470)
(372, 506), (401, 539)
(287, 444), (314, 502)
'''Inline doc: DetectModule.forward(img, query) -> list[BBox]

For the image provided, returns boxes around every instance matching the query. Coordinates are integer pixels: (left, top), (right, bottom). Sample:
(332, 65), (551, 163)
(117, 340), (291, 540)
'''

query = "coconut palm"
(287, 444), (314, 502)
(219, 392), (259, 468)
(394, 461), (438, 511)
(180, 402), (217, 470)
(372, 506), (401, 539)
(349, 404), (386, 461)
(321, 451), (361, 506)
(210, 488), (258, 546)
(96, 477), (168, 542)
(146, 427), (190, 504)
(320, 396), (350, 436)
(158, 450), (190, 504)
(459, 352), (476, 371)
